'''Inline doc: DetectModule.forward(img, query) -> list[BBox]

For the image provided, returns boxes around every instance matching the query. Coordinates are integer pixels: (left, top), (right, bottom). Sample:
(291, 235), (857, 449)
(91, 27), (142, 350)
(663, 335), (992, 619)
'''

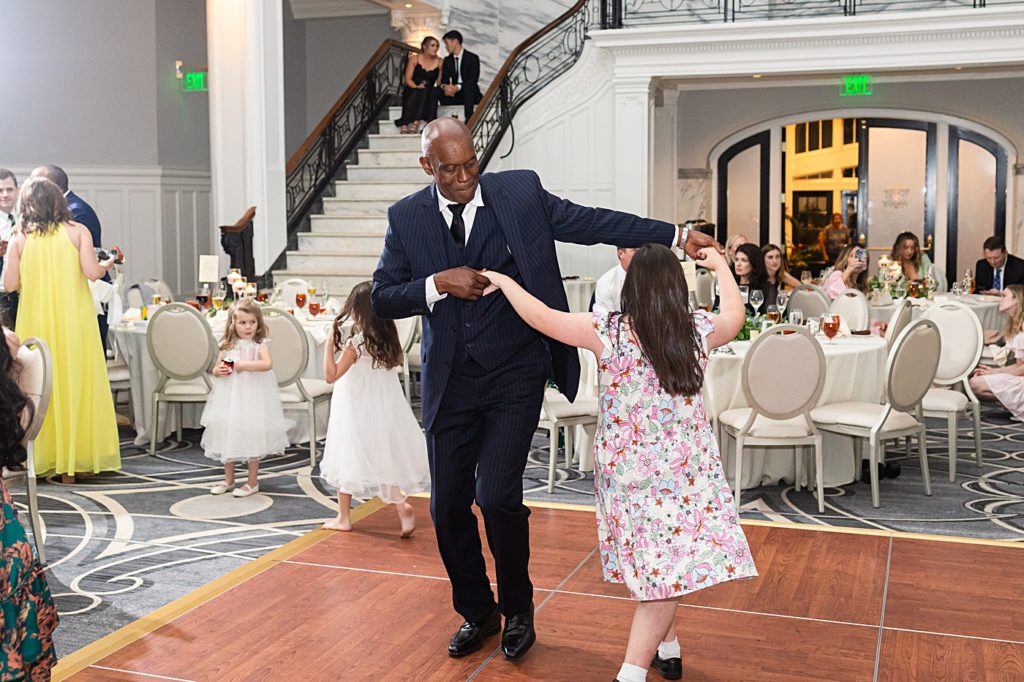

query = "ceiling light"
(752, 74), (762, 79)
(405, 2), (412, 6)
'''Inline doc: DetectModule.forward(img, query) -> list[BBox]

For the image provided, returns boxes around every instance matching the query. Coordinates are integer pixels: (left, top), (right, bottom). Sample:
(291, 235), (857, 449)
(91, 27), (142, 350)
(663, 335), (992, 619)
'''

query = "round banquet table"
(562, 278), (597, 313)
(110, 310), (336, 447)
(869, 293), (1005, 331)
(703, 334), (889, 490)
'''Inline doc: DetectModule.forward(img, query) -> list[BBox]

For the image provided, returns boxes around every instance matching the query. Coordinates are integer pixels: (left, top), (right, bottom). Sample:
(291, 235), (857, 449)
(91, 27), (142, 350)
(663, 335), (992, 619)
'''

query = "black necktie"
(448, 203), (466, 247)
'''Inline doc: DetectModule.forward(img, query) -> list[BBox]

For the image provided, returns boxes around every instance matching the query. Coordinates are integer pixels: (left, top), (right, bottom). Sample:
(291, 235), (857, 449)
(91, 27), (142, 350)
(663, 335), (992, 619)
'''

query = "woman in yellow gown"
(3, 177), (120, 481)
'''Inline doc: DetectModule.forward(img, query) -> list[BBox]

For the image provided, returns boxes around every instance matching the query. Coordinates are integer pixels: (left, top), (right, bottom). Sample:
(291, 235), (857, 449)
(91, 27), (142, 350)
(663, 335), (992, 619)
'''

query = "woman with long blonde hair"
(2, 177), (120, 481)
(970, 284), (1024, 416)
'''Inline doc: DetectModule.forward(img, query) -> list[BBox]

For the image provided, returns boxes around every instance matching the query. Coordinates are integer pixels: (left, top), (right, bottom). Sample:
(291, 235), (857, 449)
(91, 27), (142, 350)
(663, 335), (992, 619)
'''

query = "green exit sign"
(841, 74), (873, 97)
(181, 70), (208, 92)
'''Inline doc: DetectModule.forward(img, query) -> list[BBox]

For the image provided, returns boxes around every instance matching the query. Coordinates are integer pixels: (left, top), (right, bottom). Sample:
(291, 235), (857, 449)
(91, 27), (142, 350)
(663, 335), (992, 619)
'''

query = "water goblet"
(749, 289), (764, 315)
(776, 290), (789, 310)
(788, 308), (804, 326)
(738, 285), (749, 305)
(800, 270), (812, 285)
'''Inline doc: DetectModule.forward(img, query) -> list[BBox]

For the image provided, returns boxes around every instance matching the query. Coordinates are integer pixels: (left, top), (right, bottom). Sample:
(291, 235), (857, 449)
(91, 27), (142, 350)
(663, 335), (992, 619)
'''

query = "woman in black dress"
(396, 36), (442, 134)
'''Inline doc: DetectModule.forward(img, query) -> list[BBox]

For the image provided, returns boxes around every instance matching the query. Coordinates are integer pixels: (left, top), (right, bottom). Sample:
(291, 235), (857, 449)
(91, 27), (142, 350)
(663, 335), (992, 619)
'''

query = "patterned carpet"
(9, 401), (1023, 659)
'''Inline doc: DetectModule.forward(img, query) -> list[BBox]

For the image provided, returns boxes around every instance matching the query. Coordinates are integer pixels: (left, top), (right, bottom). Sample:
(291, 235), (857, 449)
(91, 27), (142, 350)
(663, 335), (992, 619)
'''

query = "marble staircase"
(273, 105), (463, 297)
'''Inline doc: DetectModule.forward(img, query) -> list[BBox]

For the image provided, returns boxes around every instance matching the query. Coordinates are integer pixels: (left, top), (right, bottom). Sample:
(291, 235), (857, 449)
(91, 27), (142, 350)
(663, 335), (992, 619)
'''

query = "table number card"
(198, 255), (220, 283)
(681, 260), (697, 290)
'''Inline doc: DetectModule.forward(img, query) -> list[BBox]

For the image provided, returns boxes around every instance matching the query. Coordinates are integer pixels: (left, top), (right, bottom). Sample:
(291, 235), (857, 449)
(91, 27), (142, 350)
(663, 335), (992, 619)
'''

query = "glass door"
(717, 131), (770, 246)
(947, 127), (1008, 283)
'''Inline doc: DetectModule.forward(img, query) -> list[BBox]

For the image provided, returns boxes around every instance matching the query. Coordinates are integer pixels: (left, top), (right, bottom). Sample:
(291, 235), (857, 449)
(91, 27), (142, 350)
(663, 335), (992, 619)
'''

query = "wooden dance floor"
(57, 497), (1024, 681)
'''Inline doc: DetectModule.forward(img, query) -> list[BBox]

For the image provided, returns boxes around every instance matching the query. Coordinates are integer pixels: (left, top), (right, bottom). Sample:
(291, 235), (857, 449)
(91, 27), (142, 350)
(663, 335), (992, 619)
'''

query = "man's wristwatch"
(678, 226), (690, 249)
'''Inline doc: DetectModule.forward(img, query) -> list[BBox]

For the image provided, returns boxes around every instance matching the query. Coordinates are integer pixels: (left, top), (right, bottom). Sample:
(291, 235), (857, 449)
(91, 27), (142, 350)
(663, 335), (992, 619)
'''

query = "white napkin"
(90, 279), (115, 315)
(123, 307), (142, 321)
(984, 344), (1010, 366)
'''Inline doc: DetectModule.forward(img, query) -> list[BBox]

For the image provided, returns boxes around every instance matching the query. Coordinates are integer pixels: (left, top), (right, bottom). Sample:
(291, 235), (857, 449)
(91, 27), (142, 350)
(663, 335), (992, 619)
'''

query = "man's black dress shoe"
(448, 610), (501, 658)
(502, 611), (536, 660)
(651, 653), (683, 680)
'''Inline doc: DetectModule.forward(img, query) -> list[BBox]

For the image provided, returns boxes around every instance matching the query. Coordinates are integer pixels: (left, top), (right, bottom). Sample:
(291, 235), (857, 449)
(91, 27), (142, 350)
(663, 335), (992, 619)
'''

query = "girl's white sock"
(658, 637), (681, 659)
(616, 662), (647, 682)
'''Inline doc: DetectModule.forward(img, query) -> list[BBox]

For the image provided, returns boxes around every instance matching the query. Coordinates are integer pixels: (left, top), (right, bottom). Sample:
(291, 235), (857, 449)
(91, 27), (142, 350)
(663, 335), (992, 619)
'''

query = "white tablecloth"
(869, 294), (1005, 331)
(111, 311), (335, 447)
(704, 335), (888, 490)
(563, 278), (597, 313)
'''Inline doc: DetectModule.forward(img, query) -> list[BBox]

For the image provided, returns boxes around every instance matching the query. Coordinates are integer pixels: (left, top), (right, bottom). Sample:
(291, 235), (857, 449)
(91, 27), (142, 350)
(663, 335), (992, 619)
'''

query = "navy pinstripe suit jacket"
(371, 169), (675, 430)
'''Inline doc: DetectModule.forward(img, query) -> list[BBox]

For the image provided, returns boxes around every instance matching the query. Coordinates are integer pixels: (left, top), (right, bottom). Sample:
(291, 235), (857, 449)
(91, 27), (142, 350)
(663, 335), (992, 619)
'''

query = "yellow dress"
(14, 227), (120, 476)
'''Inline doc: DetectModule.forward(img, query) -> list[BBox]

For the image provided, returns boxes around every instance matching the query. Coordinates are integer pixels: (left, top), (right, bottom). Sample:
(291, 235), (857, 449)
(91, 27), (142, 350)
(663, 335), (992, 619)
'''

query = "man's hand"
(442, 84), (458, 97)
(981, 289), (1001, 296)
(682, 230), (724, 260)
(435, 266), (490, 301)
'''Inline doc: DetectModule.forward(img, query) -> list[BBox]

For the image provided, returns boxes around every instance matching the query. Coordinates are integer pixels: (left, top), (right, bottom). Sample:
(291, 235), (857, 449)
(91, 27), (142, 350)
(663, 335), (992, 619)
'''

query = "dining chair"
(810, 319), (941, 508)
(262, 308), (333, 466)
(13, 338), (52, 564)
(930, 264), (948, 293)
(147, 303), (218, 453)
(695, 268), (715, 309)
(884, 299), (914, 350)
(276, 278), (312, 308)
(538, 349), (599, 493)
(788, 285), (830, 319)
(143, 279), (174, 303)
(920, 300), (984, 480)
(829, 288), (870, 331)
(717, 325), (827, 511)
(394, 317), (419, 403)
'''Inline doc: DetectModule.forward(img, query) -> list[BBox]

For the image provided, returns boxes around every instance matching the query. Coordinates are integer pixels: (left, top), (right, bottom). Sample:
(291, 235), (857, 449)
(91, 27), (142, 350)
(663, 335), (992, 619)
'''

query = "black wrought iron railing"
(469, 0), (600, 167)
(607, 0), (1006, 26)
(284, 39), (416, 233)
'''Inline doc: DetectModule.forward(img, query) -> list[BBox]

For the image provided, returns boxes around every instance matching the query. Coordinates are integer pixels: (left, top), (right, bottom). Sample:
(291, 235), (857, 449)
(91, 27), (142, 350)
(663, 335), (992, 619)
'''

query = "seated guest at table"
(971, 285), (1024, 415)
(890, 232), (932, 282)
(593, 247), (637, 314)
(395, 36), (442, 134)
(482, 244), (756, 682)
(725, 234), (747, 266)
(0, 338), (58, 679)
(761, 243), (801, 305)
(976, 236), (1024, 294)
(3, 177), (120, 482)
(822, 245), (869, 300)
(320, 282), (430, 534)
(734, 243), (769, 312)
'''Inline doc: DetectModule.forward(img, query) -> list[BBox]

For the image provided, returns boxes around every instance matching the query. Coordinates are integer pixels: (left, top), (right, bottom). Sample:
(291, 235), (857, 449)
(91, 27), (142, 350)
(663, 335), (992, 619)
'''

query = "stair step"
(356, 149), (423, 166)
(334, 181), (425, 200)
(285, 250), (382, 273)
(321, 199), (393, 217)
(367, 134), (423, 151)
(310, 215), (388, 233)
(273, 272), (371, 296)
(346, 165), (430, 183)
(298, 233), (385, 251)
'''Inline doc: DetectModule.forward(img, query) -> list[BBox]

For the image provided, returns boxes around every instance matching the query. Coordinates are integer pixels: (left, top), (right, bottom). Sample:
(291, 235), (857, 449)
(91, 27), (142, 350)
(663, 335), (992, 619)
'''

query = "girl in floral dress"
(484, 244), (756, 682)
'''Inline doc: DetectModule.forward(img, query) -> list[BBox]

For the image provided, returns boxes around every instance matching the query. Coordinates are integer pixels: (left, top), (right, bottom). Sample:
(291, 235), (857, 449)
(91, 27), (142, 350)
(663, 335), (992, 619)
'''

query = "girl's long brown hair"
(890, 231), (923, 269)
(220, 298), (269, 351)
(16, 177), (72, 236)
(333, 281), (402, 369)
(619, 244), (704, 397)
(1002, 284), (1024, 341)
(833, 244), (869, 293)
(761, 243), (791, 286)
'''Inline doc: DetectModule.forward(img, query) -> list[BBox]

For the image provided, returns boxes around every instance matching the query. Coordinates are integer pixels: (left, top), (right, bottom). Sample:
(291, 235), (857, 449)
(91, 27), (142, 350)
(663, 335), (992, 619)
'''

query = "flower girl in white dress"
(201, 298), (291, 497)
(321, 282), (431, 536)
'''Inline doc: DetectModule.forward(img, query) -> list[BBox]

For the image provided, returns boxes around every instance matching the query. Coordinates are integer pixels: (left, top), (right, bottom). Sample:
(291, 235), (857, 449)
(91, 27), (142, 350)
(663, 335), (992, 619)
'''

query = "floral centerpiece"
(734, 314), (764, 341)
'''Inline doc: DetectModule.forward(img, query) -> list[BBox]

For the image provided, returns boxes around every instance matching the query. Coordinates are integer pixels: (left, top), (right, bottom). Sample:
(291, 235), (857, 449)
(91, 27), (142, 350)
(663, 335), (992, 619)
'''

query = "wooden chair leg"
(793, 446), (802, 493)
(25, 443), (46, 565)
(150, 394), (160, 454)
(853, 438), (863, 482)
(734, 434), (744, 511)
(308, 402), (317, 468)
(972, 402), (983, 468)
(814, 436), (824, 514)
(176, 403), (183, 442)
(918, 427), (932, 496)
(547, 424), (558, 494)
(947, 412), (958, 482)
(869, 437), (881, 508)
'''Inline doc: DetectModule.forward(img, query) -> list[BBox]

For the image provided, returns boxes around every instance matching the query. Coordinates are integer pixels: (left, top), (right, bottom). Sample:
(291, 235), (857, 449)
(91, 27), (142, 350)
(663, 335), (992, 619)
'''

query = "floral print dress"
(592, 311), (757, 601)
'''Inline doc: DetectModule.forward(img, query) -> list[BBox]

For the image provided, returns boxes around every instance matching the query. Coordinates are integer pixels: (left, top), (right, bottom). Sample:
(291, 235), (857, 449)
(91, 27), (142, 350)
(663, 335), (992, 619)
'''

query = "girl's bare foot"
(322, 516), (352, 532)
(397, 502), (416, 538)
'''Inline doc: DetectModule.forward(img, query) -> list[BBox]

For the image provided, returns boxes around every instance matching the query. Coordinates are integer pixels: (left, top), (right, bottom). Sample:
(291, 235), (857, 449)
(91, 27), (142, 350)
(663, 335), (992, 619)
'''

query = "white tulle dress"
(200, 339), (292, 463)
(320, 333), (431, 504)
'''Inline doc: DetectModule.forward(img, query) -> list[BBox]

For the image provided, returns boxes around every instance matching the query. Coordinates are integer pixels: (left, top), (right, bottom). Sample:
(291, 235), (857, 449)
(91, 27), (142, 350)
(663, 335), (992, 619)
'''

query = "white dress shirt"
(424, 183), (485, 310)
(0, 211), (14, 293)
(592, 264), (626, 314)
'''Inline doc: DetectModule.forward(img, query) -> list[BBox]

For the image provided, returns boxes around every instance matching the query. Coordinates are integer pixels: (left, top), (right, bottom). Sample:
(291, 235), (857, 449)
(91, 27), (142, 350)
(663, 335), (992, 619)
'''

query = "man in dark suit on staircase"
(372, 118), (719, 664)
(440, 30), (482, 122)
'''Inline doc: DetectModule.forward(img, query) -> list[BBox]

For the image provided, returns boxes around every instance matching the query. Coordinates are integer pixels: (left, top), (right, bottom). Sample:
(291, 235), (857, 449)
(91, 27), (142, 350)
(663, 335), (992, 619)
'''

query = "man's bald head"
(30, 165), (69, 193)
(418, 118), (480, 205)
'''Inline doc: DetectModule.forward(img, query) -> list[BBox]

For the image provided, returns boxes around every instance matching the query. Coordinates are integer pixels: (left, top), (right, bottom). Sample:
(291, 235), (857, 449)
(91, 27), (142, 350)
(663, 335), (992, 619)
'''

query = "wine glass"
(788, 308), (804, 326)
(963, 269), (975, 295)
(308, 300), (321, 317)
(749, 290), (764, 315)
(776, 290), (789, 311)
(196, 284), (211, 309)
(800, 270), (812, 285)
(822, 313), (840, 344)
(295, 292), (307, 310)
(738, 285), (749, 305)
(765, 304), (780, 324)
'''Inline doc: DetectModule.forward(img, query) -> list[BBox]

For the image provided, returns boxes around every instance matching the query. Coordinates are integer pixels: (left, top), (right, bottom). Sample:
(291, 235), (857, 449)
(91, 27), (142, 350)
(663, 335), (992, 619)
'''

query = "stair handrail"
(469, 0), (597, 168)
(285, 39), (419, 233)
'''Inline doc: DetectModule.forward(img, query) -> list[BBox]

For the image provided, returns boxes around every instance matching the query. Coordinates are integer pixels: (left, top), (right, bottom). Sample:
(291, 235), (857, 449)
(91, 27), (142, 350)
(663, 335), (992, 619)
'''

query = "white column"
(612, 75), (652, 216)
(207, 0), (286, 275)
(649, 84), (678, 223)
